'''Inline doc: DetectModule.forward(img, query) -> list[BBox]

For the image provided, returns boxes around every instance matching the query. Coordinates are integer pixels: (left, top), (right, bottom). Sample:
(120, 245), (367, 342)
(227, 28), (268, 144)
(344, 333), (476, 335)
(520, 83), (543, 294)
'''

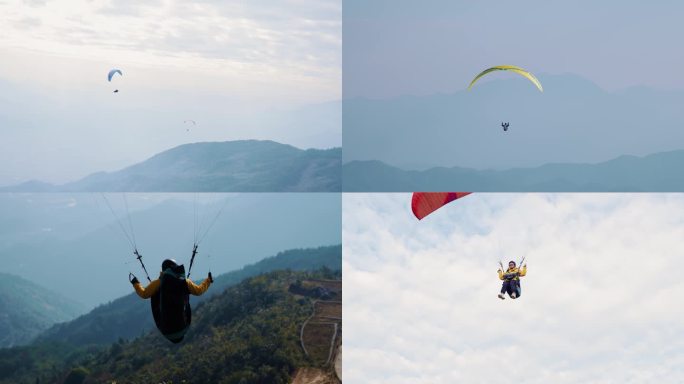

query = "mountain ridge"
(2, 140), (341, 192)
(343, 73), (684, 177)
(0, 273), (85, 348)
(343, 149), (684, 191)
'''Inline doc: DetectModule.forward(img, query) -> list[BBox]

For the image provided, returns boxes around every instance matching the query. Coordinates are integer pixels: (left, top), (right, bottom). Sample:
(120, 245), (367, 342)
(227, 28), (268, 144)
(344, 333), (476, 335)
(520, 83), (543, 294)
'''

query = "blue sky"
(343, 193), (684, 383)
(0, 0), (340, 185)
(345, 0), (684, 99)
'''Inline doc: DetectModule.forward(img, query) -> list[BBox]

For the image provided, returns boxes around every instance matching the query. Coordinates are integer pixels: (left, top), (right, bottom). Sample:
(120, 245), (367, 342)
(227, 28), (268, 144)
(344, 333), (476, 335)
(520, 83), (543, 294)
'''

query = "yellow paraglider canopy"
(467, 65), (543, 92)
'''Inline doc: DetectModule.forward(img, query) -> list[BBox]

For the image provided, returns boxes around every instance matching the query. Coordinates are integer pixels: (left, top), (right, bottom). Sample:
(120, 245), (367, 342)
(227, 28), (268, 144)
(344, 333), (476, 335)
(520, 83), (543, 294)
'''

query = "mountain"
(0, 269), (341, 384)
(35, 245), (341, 346)
(1, 140), (341, 192)
(343, 150), (684, 191)
(0, 273), (85, 348)
(343, 73), (684, 172)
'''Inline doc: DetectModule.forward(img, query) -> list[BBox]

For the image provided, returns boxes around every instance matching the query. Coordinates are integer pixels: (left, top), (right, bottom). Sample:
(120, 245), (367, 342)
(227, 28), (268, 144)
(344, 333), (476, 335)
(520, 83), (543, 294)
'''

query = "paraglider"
(468, 65), (543, 92)
(411, 193), (530, 301)
(130, 257), (213, 343)
(107, 69), (122, 93)
(497, 258), (527, 300)
(468, 66), (542, 131)
(411, 192), (471, 220)
(184, 120), (197, 132)
(99, 194), (226, 343)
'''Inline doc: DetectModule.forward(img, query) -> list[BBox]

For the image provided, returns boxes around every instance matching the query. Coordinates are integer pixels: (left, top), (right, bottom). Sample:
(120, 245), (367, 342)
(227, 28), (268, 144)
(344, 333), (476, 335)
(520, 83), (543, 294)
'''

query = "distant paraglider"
(108, 69), (122, 93)
(184, 120), (197, 132)
(468, 65), (542, 131)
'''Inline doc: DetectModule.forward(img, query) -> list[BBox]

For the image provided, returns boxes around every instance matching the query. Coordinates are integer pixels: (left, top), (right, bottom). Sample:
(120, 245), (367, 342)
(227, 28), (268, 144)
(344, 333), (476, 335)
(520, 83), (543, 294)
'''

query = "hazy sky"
(345, 0), (684, 99)
(0, 0), (340, 185)
(344, 193), (684, 383)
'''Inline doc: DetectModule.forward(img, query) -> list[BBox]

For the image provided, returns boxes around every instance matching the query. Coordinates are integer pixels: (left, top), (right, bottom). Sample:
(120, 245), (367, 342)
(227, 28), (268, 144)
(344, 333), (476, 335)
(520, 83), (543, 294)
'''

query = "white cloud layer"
(343, 193), (684, 383)
(0, 0), (340, 184)
(1, 0), (340, 98)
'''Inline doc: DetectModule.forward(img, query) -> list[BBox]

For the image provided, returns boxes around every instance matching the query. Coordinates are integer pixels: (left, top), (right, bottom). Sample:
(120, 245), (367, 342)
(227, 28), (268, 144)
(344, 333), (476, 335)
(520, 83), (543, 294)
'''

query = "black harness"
(151, 265), (192, 343)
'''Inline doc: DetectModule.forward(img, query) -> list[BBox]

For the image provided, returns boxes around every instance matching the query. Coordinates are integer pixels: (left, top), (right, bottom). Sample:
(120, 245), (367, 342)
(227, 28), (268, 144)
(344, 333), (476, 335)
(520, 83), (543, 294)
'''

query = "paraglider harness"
(502, 270), (521, 281)
(499, 257), (525, 297)
(501, 122), (510, 131)
(151, 263), (191, 343)
(130, 244), (201, 343)
(104, 193), (223, 342)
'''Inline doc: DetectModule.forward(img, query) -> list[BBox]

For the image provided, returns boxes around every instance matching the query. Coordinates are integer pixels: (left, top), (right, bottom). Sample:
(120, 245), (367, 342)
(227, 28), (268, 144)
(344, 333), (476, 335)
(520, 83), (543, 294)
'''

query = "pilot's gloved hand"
(208, 272), (214, 283)
(129, 274), (139, 285)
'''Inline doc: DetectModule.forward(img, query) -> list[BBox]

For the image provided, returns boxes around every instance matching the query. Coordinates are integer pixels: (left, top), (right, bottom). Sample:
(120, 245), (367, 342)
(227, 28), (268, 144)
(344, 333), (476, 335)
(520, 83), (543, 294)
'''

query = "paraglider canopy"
(468, 65), (543, 92)
(411, 192), (471, 220)
(107, 69), (122, 82)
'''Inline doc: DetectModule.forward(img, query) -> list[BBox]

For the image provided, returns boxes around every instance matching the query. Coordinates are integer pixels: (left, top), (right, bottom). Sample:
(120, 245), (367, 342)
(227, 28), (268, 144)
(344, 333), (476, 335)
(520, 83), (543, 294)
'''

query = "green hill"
(0, 273), (85, 348)
(343, 149), (684, 191)
(0, 269), (341, 384)
(36, 245), (341, 346)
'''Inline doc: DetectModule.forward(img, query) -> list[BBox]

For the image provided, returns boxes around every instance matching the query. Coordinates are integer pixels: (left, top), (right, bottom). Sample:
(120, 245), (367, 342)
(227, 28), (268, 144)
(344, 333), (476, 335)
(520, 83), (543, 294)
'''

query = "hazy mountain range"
(0, 273), (84, 348)
(343, 149), (684, 191)
(2, 140), (341, 192)
(343, 73), (684, 191)
(0, 194), (341, 308)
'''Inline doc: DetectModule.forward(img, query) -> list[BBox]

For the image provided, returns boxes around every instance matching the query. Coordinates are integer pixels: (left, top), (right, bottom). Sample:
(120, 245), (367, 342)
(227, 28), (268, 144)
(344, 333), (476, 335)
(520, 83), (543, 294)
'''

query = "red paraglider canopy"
(411, 192), (471, 220)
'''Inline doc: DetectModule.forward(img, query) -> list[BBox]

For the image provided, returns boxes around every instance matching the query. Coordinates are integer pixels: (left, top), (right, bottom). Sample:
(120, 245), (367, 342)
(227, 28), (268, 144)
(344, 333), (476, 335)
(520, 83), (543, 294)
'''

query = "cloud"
(0, 0), (340, 87)
(343, 193), (684, 383)
(22, 0), (46, 7)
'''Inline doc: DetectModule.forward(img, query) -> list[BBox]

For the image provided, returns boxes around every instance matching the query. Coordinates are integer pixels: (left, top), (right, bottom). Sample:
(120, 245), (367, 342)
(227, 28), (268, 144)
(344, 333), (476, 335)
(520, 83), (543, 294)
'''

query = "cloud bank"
(343, 193), (684, 383)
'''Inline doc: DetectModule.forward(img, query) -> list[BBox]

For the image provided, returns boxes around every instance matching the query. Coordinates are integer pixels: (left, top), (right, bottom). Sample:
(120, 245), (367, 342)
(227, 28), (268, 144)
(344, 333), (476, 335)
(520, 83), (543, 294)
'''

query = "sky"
(0, 0), (341, 185)
(343, 193), (684, 383)
(344, 0), (684, 99)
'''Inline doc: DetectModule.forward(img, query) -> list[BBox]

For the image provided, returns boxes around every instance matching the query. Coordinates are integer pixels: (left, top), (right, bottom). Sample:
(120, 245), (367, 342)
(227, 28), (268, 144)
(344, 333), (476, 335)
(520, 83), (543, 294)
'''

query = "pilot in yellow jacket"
(129, 258), (212, 343)
(497, 260), (526, 300)
(132, 271), (212, 298)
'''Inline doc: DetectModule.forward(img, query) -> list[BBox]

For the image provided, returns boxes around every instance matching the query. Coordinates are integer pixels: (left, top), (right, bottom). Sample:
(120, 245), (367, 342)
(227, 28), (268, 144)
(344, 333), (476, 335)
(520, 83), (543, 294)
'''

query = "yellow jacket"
(133, 274), (212, 299)
(498, 265), (527, 281)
